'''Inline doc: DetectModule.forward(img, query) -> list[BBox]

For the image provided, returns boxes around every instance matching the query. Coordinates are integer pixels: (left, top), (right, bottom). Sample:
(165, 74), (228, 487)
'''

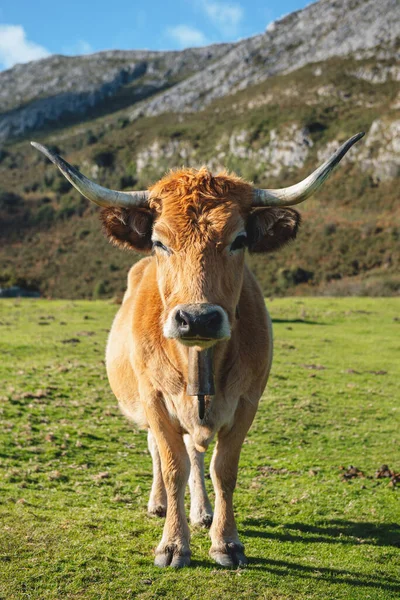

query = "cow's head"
(31, 133), (363, 348)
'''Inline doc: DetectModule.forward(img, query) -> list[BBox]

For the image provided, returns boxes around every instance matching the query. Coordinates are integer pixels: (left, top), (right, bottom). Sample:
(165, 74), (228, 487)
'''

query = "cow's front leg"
(209, 397), (258, 568)
(147, 429), (167, 517)
(145, 402), (191, 568)
(184, 434), (213, 528)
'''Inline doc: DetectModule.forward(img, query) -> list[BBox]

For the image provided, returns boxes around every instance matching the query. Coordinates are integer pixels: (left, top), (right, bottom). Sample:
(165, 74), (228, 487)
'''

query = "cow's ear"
(246, 207), (301, 253)
(100, 207), (153, 253)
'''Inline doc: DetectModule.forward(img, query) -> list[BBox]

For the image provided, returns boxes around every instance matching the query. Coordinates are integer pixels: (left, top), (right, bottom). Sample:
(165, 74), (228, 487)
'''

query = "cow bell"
(187, 347), (215, 420)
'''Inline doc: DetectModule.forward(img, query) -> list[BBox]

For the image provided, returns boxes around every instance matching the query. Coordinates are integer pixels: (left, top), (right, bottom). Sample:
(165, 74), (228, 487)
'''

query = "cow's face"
(102, 168), (300, 348)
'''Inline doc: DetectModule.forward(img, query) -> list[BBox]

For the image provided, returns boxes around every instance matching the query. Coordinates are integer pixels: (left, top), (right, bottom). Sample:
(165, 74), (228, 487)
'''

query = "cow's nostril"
(205, 310), (222, 329)
(176, 310), (191, 332)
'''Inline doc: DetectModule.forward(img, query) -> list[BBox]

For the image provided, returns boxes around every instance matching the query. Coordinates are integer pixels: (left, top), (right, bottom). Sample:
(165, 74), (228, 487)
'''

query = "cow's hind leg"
(209, 397), (258, 568)
(184, 434), (213, 528)
(147, 429), (167, 517)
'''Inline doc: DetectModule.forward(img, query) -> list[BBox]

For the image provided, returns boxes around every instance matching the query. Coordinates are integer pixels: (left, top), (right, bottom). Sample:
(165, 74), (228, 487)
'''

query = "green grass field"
(0, 297), (399, 599)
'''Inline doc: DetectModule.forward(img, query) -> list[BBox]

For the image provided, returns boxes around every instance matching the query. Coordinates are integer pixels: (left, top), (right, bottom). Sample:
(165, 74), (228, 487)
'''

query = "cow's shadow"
(244, 556), (400, 592)
(242, 518), (400, 547)
(271, 318), (324, 325)
(239, 519), (400, 592)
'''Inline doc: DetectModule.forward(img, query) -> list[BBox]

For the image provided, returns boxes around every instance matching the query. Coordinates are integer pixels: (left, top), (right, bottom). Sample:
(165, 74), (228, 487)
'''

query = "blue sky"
(0, 0), (312, 71)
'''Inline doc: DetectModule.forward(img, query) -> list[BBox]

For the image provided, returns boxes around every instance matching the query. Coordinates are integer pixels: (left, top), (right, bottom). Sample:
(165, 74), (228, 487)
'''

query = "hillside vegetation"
(0, 0), (399, 299)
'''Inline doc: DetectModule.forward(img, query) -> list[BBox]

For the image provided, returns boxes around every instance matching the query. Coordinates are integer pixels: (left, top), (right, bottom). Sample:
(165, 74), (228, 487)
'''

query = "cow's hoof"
(154, 545), (191, 568)
(210, 543), (247, 568)
(191, 513), (213, 529)
(148, 504), (167, 518)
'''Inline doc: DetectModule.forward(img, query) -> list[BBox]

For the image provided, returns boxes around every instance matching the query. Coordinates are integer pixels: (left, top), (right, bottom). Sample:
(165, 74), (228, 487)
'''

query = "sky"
(0, 0), (312, 71)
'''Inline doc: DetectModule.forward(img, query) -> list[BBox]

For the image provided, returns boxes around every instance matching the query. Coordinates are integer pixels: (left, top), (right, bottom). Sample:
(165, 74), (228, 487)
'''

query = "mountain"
(0, 0), (398, 142)
(0, 0), (399, 298)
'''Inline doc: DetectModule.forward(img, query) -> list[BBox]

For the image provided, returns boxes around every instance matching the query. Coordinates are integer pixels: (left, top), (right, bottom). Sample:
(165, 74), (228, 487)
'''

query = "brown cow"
(32, 133), (363, 568)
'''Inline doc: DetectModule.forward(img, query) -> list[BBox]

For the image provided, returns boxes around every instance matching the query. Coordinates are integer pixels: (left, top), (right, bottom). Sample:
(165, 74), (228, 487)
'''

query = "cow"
(32, 132), (363, 568)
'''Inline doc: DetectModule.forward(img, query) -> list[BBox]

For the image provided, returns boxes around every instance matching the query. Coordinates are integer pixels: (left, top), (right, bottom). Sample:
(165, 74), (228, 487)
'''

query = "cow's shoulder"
(124, 256), (155, 301)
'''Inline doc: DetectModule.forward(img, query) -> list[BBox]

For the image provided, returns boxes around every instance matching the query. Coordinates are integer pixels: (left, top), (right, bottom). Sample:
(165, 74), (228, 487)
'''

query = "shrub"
(324, 223), (337, 236)
(56, 196), (86, 220)
(35, 204), (55, 226)
(119, 174), (137, 189)
(53, 176), (72, 194)
(117, 118), (129, 129)
(93, 280), (107, 298)
(0, 191), (23, 209)
(23, 182), (40, 193)
(86, 130), (98, 145)
(278, 267), (314, 289)
(92, 149), (115, 168)
(44, 172), (55, 188)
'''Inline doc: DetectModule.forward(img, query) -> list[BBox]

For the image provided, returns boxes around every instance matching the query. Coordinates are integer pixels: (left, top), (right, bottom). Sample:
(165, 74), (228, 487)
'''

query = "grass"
(0, 297), (399, 599)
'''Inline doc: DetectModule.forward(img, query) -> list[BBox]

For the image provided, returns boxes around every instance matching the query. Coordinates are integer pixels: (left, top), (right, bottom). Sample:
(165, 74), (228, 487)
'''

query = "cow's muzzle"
(164, 303), (231, 346)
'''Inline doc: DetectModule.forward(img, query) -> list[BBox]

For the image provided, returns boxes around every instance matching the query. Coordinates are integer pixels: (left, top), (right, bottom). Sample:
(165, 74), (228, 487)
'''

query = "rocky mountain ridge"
(0, 0), (399, 144)
(0, 45), (230, 143)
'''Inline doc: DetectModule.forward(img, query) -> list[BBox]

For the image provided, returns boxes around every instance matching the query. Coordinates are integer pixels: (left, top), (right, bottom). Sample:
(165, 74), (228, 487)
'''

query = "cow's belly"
(106, 305), (148, 429)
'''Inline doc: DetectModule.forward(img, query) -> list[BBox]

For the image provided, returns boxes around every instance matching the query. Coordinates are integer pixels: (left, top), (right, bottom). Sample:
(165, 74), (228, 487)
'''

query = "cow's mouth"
(179, 337), (220, 349)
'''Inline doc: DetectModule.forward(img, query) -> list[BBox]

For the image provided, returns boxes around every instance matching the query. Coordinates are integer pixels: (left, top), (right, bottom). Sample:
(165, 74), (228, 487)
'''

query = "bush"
(324, 222), (337, 236)
(278, 267), (314, 289)
(86, 130), (98, 145)
(56, 196), (86, 220)
(0, 271), (40, 292)
(119, 174), (137, 189)
(35, 204), (56, 226)
(23, 182), (40, 193)
(0, 190), (23, 209)
(93, 280), (107, 299)
(53, 176), (72, 194)
(92, 149), (115, 168)
(117, 118), (129, 129)
(44, 172), (55, 188)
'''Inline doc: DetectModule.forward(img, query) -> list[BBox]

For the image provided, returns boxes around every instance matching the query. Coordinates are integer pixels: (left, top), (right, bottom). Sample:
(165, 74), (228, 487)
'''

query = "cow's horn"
(252, 132), (364, 207)
(31, 142), (149, 208)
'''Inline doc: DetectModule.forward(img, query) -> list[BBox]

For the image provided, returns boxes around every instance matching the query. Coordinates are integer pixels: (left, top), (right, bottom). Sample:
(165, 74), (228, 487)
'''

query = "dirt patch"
(375, 464), (400, 487)
(340, 465), (364, 480)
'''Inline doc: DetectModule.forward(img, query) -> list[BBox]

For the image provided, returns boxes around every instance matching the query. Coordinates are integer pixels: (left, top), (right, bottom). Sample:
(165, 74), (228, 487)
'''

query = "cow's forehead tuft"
(148, 167), (253, 212)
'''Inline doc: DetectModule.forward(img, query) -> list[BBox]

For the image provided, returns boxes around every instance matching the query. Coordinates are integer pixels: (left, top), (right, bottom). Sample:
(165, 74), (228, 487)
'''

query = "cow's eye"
(153, 240), (170, 254)
(230, 235), (247, 252)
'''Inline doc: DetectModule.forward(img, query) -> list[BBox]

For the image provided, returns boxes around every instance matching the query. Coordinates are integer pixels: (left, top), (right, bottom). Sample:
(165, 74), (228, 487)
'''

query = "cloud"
(0, 24), (50, 70)
(202, 1), (243, 36)
(167, 25), (208, 49)
(62, 40), (94, 57)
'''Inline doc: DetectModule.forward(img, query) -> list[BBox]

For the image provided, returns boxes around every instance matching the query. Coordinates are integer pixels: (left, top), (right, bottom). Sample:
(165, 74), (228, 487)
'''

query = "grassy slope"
(0, 56), (399, 298)
(0, 297), (399, 599)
